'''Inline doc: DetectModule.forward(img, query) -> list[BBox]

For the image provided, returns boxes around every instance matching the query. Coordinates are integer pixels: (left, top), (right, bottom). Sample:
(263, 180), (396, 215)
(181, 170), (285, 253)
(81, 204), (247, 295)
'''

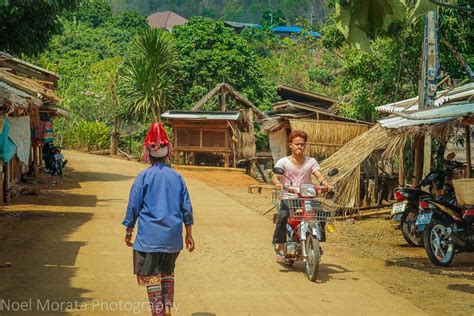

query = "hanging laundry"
(0, 117), (17, 163)
(8, 116), (31, 164)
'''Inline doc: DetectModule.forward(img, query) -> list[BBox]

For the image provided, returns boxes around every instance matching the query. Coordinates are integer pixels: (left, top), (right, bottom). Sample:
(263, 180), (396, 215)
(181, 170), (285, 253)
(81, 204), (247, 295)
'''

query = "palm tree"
(121, 28), (178, 122)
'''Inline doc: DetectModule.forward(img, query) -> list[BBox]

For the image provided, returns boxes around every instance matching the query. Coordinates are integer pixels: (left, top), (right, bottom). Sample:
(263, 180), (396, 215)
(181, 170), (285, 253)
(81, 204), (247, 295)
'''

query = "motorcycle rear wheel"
(305, 234), (320, 282)
(401, 209), (423, 247)
(423, 219), (455, 267)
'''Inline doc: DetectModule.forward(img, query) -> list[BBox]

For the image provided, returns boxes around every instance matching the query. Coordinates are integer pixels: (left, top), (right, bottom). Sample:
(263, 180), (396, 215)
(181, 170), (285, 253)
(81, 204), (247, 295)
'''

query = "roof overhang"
(378, 102), (474, 129)
(162, 111), (241, 121)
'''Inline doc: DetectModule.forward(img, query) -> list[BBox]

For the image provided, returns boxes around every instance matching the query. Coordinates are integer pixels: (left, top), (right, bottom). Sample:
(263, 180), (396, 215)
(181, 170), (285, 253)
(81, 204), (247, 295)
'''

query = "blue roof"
(271, 26), (321, 37)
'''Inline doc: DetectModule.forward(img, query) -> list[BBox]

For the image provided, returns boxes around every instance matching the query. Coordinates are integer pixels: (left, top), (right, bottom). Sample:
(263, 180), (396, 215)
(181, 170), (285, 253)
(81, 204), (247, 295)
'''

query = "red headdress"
(143, 122), (173, 161)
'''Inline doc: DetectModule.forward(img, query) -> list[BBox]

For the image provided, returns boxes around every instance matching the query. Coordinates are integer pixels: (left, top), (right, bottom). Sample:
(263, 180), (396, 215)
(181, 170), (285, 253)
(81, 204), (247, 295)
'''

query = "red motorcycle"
(272, 167), (338, 282)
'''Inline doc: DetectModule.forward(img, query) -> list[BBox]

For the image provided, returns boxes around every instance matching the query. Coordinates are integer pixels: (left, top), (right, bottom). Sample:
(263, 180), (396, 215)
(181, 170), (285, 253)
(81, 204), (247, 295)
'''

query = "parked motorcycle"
(42, 143), (66, 176)
(415, 195), (474, 266)
(272, 167), (338, 282)
(390, 155), (463, 246)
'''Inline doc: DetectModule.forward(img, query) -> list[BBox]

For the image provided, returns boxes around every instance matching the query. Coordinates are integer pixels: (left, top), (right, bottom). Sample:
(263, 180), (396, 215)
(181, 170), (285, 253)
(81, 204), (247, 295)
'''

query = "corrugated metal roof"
(162, 111), (241, 121)
(224, 21), (261, 29)
(378, 103), (474, 128)
(376, 82), (474, 113)
(272, 26), (321, 37)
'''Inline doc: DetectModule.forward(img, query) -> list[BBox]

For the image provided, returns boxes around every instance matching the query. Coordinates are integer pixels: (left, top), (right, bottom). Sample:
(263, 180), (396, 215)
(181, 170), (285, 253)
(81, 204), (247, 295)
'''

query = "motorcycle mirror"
(446, 152), (456, 161)
(272, 167), (285, 175)
(327, 168), (339, 177)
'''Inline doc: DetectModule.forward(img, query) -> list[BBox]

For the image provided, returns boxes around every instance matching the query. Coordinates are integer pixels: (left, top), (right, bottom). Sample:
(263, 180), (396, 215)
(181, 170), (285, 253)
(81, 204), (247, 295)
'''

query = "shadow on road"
(278, 262), (352, 284)
(447, 283), (474, 295)
(384, 255), (474, 279)
(0, 210), (93, 315)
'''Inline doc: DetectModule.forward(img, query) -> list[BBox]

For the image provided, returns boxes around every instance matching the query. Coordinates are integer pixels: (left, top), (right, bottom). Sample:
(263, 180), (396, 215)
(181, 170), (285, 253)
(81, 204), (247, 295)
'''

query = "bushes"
(57, 119), (111, 151)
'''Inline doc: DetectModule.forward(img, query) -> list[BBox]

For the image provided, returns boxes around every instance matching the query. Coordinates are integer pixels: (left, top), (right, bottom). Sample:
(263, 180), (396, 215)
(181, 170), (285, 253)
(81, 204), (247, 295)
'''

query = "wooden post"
(398, 146), (405, 187)
(423, 134), (432, 177)
(224, 153), (229, 168)
(413, 135), (425, 187)
(220, 93), (226, 111)
(466, 125), (471, 178)
(33, 145), (39, 177)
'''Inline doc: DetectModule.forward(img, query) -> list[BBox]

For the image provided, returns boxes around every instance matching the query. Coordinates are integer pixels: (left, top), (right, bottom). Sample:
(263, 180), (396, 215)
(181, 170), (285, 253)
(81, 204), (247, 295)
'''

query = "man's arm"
(313, 169), (330, 186)
(272, 173), (283, 190)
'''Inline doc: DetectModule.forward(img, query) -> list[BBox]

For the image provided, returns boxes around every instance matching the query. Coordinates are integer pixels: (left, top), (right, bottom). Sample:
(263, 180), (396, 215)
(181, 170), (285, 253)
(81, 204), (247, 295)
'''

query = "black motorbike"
(415, 195), (474, 266)
(42, 143), (66, 176)
(390, 157), (463, 246)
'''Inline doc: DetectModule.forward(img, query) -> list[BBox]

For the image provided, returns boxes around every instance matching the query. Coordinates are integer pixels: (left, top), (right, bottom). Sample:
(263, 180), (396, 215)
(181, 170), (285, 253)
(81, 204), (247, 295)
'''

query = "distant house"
(223, 21), (321, 38)
(223, 21), (262, 34)
(272, 26), (321, 38)
(147, 11), (187, 31)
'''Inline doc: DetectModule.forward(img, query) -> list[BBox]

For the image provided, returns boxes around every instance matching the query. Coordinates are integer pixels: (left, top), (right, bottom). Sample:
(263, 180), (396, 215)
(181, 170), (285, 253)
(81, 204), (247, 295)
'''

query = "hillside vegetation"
(108, 0), (328, 24)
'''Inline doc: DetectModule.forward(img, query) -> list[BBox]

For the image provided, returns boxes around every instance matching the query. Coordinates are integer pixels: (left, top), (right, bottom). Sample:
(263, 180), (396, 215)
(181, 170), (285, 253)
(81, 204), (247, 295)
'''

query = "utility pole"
(421, 10), (440, 109)
(414, 10), (440, 185)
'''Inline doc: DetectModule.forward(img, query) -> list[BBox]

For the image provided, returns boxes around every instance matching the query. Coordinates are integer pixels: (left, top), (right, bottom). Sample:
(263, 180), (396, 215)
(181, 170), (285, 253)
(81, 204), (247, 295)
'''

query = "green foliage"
(335, 0), (407, 51)
(68, 0), (112, 27)
(58, 119), (111, 151)
(120, 28), (179, 122)
(172, 17), (277, 111)
(0, 0), (80, 55)
(108, 0), (328, 25)
(261, 9), (287, 27)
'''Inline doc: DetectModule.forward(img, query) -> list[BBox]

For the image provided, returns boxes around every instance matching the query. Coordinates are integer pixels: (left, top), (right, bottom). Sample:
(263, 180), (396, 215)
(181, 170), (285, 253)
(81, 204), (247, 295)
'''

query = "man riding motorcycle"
(272, 130), (333, 262)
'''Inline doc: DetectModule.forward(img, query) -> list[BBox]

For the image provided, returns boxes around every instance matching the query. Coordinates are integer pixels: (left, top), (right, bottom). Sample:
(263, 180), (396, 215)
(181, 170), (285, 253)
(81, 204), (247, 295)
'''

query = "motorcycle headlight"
(300, 184), (316, 197)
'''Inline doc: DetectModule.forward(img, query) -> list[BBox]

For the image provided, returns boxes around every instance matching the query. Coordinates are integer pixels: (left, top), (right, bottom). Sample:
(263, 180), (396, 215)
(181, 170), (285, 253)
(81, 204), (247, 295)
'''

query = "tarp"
(8, 116), (31, 164)
(0, 116), (17, 163)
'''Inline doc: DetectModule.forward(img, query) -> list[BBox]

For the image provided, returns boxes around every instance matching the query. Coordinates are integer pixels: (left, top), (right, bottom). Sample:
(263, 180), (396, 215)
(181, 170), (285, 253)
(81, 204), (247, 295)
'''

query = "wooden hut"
(0, 52), (66, 203)
(163, 83), (264, 168)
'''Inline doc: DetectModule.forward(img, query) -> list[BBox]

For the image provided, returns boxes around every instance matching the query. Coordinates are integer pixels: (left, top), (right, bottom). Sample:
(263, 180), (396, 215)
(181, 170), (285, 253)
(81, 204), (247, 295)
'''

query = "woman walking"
(122, 123), (195, 316)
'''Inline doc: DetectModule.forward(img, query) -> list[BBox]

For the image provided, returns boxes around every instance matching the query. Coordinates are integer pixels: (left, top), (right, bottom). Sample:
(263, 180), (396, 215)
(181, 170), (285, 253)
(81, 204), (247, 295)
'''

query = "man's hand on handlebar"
(275, 183), (283, 191)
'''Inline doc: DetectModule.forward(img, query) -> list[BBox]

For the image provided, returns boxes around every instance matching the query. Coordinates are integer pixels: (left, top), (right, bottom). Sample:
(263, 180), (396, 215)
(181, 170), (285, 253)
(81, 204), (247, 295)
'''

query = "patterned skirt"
(133, 251), (179, 286)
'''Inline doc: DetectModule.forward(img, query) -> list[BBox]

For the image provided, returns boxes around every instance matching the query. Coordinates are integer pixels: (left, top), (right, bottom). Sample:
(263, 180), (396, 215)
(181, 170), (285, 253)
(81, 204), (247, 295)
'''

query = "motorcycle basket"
(286, 198), (333, 222)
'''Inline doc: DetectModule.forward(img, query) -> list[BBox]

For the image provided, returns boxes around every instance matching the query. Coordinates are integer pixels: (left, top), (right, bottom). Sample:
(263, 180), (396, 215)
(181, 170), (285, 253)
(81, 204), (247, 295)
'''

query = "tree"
(0, 0), (80, 55)
(120, 29), (178, 123)
(172, 17), (277, 111)
(67, 0), (112, 27)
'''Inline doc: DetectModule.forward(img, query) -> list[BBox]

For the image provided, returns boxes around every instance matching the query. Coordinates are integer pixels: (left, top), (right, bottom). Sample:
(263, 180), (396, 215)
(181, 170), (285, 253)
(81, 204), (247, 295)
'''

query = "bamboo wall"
(290, 119), (370, 160)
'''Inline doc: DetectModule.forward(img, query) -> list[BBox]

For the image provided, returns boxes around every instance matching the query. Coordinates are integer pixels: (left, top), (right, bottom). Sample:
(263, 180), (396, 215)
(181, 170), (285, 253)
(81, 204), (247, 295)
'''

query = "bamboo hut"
(262, 98), (372, 162)
(163, 83), (264, 168)
(0, 53), (66, 203)
(321, 99), (474, 214)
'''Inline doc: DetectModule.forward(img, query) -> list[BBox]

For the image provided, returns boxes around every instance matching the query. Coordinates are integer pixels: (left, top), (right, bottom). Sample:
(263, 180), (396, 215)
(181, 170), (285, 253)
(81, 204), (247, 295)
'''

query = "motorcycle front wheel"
(401, 209), (423, 247)
(423, 219), (455, 267)
(305, 234), (320, 282)
(54, 159), (63, 176)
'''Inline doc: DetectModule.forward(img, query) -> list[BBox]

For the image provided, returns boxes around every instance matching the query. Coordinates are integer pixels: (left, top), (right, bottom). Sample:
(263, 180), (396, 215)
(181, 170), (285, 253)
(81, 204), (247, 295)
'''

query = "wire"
(429, 0), (474, 12)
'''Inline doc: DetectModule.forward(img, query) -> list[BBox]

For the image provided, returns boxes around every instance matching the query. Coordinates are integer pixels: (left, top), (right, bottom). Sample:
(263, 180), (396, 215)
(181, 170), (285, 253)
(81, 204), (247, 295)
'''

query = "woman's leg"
(161, 273), (175, 314)
(146, 284), (164, 316)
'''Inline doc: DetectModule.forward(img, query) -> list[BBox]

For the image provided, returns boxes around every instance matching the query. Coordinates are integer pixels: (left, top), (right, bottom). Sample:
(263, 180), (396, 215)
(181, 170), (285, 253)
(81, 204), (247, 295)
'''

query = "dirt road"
(0, 151), (426, 315)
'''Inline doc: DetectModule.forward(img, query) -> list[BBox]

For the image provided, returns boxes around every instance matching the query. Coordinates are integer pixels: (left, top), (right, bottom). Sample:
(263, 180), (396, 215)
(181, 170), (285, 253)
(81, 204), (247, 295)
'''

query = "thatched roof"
(320, 124), (407, 208)
(0, 51), (59, 89)
(190, 83), (265, 119)
(0, 69), (59, 104)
